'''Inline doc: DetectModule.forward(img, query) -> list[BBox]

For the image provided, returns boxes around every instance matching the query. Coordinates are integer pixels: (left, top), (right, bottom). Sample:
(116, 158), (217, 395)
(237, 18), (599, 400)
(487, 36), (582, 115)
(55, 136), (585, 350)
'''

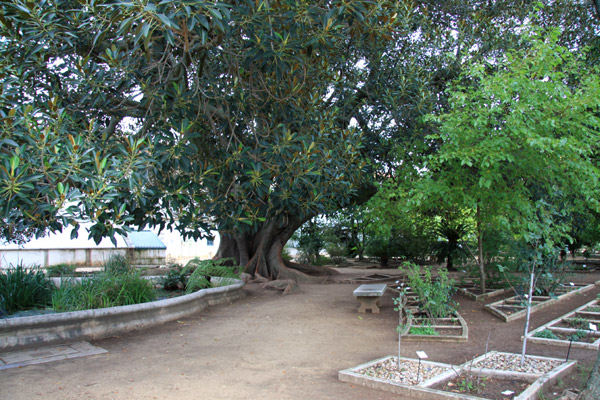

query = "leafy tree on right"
(411, 25), (600, 294)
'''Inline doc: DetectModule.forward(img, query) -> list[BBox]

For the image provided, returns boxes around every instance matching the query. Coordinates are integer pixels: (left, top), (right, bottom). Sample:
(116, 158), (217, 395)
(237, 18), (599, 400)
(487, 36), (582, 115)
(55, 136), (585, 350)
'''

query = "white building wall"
(0, 227), (218, 269)
(1, 249), (45, 268)
(157, 230), (220, 265)
(47, 249), (88, 266)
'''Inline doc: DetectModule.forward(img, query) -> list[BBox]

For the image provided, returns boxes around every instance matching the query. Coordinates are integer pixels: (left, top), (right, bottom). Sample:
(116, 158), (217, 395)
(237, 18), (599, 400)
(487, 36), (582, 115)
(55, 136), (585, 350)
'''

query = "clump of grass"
(103, 254), (131, 275)
(52, 256), (155, 312)
(46, 263), (77, 277)
(52, 273), (156, 311)
(0, 264), (53, 315)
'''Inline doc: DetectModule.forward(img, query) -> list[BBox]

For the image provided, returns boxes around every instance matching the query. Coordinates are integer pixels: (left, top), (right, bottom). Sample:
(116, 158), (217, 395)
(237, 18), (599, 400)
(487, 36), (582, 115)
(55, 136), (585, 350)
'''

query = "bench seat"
(353, 283), (387, 313)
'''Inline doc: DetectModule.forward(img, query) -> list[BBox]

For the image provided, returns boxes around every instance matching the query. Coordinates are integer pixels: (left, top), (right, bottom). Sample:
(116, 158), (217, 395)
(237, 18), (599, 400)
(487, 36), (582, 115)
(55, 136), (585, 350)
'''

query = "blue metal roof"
(126, 231), (167, 249)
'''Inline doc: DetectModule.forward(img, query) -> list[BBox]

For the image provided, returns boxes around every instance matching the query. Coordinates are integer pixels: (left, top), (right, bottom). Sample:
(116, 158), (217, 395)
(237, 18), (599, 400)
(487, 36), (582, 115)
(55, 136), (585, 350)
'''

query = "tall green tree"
(413, 26), (600, 292)
(3, 0), (599, 280)
(0, 0), (424, 278)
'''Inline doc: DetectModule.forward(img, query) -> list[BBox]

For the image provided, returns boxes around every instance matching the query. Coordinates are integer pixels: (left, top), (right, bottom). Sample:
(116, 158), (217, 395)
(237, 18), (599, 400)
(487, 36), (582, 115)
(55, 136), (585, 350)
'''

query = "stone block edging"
(399, 311), (468, 343)
(339, 351), (577, 400)
(525, 298), (600, 350)
(0, 279), (246, 351)
(484, 282), (596, 322)
(456, 286), (508, 302)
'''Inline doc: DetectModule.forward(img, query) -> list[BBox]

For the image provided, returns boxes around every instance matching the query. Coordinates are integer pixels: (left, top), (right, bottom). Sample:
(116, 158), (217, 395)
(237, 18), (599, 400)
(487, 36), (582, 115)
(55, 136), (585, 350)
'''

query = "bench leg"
(357, 296), (381, 313)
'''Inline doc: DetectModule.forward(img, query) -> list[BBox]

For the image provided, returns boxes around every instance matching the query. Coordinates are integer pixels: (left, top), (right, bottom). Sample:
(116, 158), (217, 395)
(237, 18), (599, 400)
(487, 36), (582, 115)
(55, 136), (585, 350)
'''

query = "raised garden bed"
(399, 311), (469, 343)
(526, 298), (600, 350)
(388, 283), (468, 342)
(457, 285), (508, 302)
(484, 282), (596, 322)
(339, 351), (576, 400)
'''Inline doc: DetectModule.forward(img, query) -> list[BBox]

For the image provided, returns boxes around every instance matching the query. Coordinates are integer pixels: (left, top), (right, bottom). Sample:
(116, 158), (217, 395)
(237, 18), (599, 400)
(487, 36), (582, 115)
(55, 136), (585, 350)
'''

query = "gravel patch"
(471, 353), (564, 374)
(356, 357), (451, 385)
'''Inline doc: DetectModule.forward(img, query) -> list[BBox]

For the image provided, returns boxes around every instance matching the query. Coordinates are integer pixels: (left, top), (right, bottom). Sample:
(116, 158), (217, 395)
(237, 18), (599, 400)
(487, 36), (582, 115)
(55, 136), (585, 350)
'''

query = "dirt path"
(1, 268), (599, 400)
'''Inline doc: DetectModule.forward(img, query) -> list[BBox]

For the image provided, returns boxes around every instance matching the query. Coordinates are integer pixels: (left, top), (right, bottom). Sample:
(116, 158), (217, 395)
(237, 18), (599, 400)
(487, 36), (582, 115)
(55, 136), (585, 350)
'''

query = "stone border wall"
(0, 279), (246, 351)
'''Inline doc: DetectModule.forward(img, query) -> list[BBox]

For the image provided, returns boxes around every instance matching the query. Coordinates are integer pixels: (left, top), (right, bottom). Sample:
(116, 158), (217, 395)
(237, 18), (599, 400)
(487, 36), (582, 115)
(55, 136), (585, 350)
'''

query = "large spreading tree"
(3, 0), (599, 280)
(1, 0), (433, 278)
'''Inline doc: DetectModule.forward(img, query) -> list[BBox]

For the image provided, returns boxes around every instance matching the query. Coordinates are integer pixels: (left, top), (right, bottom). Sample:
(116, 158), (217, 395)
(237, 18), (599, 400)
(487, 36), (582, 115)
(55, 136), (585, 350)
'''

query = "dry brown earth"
(1, 266), (598, 400)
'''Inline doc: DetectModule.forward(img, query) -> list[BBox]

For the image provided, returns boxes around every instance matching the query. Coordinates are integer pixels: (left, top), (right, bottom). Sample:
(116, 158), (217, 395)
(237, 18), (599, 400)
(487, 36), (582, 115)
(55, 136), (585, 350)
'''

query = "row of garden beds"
(483, 282), (597, 322)
(527, 298), (600, 350)
(340, 351), (576, 400)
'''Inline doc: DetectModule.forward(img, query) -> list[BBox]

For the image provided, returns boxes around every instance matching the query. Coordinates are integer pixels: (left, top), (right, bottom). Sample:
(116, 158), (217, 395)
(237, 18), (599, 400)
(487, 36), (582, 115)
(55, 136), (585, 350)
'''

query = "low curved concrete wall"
(0, 279), (246, 351)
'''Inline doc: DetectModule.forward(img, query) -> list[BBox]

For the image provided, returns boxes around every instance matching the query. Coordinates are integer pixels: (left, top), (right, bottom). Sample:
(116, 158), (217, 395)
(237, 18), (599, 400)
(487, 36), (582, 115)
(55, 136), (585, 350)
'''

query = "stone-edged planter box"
(0, 278), (246, 351)
(484, 282), (596, 322)
(526, 299), (600, 350)
(457, 285), (508, 302)
(399, 311), (468, 343)
(339, 351), (576, 400)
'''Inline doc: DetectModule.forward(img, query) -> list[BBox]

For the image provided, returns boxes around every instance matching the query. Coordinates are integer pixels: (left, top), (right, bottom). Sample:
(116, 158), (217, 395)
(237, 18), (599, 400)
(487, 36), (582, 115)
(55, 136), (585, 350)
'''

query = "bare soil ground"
(1, 265), (599, 400)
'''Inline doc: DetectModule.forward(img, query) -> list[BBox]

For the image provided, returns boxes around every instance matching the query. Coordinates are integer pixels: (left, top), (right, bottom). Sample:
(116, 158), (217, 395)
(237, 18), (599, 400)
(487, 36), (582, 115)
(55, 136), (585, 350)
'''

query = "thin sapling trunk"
(520, 263), (535, 367)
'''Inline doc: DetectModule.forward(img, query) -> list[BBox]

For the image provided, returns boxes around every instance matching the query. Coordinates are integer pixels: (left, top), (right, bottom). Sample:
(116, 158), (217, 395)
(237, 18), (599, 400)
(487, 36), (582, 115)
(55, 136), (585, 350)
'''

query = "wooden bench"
(353, 283), (387, 313)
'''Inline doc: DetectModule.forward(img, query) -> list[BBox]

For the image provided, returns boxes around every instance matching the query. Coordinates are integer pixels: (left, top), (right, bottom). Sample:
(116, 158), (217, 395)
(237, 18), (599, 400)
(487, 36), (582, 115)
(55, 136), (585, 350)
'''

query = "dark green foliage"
(324, 242), (347, 266)
(159, 264), (187, 291)
(431, 220), (471, 270)
(46, 263), (77, 277)
(294, 219), (325, 265)
(0, 264), (53, 315)
(184, 258), (240, 293)
(365, 235), (402, 267)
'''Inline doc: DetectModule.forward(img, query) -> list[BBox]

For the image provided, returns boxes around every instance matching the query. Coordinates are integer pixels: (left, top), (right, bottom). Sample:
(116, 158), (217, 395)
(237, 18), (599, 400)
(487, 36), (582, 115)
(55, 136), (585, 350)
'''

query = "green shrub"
(160, 264), (187, 291)
(46, 263), (77, 276)
(365, 236), (399, 267)
(401, 262), (457, 319)
(533, 329), (559, 340)
(52, 272), (156, 311)
(103, 254), (131, 275)
(0, 264), (53, 315)
(568, 329), (588, 342)
(325, 242), (347, 266)
(184, 258), (240, 293)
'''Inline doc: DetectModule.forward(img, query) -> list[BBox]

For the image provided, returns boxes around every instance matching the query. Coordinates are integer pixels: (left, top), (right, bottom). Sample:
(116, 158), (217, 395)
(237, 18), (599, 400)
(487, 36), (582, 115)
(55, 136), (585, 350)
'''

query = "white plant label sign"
(416, 351), (428, 359)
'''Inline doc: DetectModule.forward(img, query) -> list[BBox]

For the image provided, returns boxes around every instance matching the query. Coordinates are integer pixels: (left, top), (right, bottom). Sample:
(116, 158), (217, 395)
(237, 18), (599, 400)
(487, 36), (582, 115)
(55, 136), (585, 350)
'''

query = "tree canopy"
(0, 0), (409, 246)
(2, 0), (600, 278)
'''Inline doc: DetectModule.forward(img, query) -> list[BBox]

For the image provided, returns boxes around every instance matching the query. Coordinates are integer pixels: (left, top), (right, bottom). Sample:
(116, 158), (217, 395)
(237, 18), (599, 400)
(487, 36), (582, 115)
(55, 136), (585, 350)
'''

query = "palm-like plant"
(431, 220), (471, 270)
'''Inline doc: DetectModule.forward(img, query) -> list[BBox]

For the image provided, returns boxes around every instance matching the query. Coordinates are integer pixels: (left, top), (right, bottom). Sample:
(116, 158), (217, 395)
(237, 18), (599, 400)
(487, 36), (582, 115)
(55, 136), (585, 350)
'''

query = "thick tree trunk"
(214, 215), (339, 281)
(580, 350), (600, 400)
